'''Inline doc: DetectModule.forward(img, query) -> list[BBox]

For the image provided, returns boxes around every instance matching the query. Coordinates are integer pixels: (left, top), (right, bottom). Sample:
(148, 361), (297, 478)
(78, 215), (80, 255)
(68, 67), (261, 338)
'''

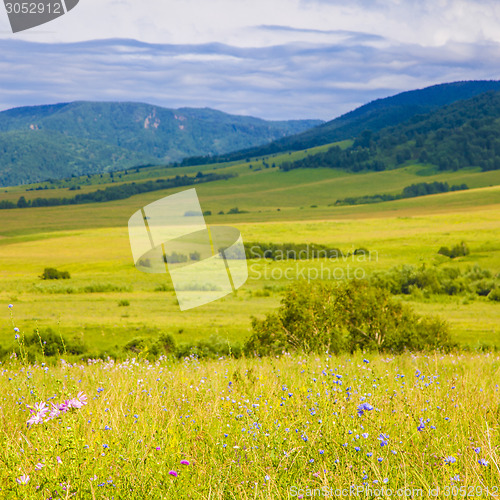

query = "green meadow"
(1, 147), (500, 499)
(1, 352), (499, 498)
(0, 151), (499, 353)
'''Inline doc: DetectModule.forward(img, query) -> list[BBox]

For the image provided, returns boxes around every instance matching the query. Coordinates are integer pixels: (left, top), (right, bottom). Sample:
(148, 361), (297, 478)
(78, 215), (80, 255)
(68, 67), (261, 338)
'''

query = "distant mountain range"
(208, 80), (500, 163)
(2, 80), (500, 187)
(0, 102), (322, 186)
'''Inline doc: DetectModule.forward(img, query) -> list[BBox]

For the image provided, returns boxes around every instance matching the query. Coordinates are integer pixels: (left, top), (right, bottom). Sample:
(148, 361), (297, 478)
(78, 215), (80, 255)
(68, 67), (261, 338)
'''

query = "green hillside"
(191, 80), (500, 163)
(0, 101), (322, 186)
(280, 91), (500, 174)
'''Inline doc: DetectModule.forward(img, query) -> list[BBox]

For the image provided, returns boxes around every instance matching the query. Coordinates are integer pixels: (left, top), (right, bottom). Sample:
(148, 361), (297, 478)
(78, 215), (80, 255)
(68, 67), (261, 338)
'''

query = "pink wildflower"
(45, 402), (61, 422)
(27, 402), (49, 427)
(68, 391), (87, 409)
(58, 400), (70, 413)
(16, 474), (30, 485)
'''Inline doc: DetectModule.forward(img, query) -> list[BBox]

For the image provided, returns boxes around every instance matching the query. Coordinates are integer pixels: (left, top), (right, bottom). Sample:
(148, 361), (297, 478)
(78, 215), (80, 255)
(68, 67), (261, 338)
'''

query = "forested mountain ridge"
(0, 101), (322, 187)
(195, 80), (500, 164)
(279, 90), (500, 173)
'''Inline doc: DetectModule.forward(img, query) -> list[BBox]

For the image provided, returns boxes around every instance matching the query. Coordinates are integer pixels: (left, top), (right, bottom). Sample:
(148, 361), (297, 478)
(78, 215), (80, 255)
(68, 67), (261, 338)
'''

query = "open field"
(1, 352), (499, 498)
(0, 147), (499, 354)
(0, 190), (498, 351)
(0, 164), (499, 236)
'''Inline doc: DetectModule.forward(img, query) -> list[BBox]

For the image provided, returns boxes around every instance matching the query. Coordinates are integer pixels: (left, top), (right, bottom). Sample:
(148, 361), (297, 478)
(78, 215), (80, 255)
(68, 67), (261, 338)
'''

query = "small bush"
(438, 241), (470, 258)
(83, 283), (128, 293)
(118, 300), (130, 307)
(123, 337), (149, 354)
(353, 248), (370, 256)
(40, 267), (71, 280)
(10, 328), (87, 363)
(176, 335), (242, 360)
(157, 333), (176, 354)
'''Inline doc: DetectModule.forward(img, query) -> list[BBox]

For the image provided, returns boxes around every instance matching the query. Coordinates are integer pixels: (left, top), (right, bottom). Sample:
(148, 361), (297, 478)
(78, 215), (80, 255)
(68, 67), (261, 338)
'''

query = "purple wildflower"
(378, 433), (389, 446)
(357, 403), (374, 416)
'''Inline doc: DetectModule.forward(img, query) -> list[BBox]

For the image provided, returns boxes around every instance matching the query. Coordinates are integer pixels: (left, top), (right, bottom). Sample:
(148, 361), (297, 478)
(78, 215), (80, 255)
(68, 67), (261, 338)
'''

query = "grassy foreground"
(1, 347), (499, 499)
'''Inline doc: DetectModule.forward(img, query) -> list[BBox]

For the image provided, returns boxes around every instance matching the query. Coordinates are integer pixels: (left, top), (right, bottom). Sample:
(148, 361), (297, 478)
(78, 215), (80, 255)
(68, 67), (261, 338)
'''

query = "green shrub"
(371, 263), (498, 298)
(83, 283), (128, 293)
(9, 328), (87, 363)
(157, 333), (176, 354)
(118, 299), (130, 307)
(244, 280), (453, 356)
(474, 279), (496, 297)
(438, 241), (470, 258)
(488, 288), (500, 302)
(176, 335), (242, 359)
(40, 267), (71, 280)
(122, 334), (178, 359)
(227, 207), (249, 214)
(123, 337), (149, 354)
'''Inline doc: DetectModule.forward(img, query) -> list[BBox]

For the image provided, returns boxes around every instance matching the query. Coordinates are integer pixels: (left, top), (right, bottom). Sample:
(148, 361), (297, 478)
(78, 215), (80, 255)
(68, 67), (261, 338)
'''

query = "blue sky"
(1, 0), (500, 120)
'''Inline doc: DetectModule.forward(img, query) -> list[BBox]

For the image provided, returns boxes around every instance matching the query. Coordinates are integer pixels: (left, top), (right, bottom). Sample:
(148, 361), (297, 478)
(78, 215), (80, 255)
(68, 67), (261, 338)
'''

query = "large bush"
(244, 280), (453, 356)
(371, 263), (497, 297)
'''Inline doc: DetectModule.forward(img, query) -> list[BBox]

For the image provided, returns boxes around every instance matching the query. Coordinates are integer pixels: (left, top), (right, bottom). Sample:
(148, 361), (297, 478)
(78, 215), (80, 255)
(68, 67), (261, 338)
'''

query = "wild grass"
(1, 350), (499, 499)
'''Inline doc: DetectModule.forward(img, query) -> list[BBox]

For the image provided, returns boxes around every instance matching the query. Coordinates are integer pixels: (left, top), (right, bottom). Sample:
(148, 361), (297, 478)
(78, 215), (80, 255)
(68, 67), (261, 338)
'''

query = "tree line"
(0, 172), (235, 210)
(334, 181), (468, 206)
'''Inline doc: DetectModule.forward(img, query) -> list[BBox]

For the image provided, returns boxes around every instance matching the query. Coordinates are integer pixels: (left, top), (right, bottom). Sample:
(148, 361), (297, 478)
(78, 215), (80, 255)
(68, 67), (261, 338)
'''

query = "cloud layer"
(1, 35), (499, 120)
(1, 1), (500, 120)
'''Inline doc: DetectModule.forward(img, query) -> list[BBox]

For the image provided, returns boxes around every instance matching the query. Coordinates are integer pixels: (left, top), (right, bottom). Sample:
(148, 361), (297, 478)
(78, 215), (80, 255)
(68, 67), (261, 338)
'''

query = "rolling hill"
(0, 102), (322, 186)
(279, 90), (500, 174)
(201, 80), (500, 163)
